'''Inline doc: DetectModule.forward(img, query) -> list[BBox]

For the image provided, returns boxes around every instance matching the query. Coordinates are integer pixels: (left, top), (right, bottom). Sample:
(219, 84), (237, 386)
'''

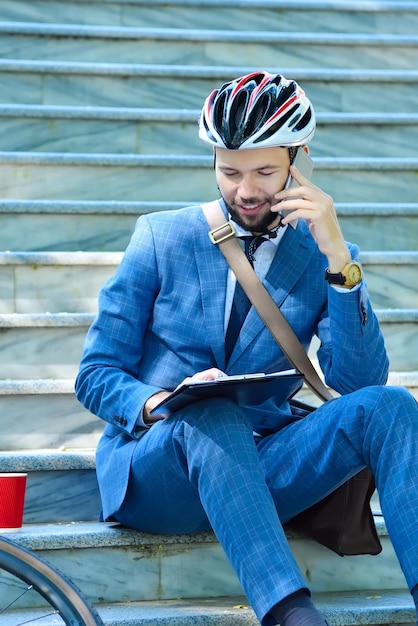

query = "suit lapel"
(265, 220), (315, 301)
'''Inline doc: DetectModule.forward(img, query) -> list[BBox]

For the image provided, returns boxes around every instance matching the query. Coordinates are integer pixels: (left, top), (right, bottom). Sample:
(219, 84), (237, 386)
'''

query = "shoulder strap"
(201, 200), (333, 403)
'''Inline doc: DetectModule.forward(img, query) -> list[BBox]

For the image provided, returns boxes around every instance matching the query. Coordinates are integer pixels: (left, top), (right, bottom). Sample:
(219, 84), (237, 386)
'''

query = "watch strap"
(324, 268), (347, 285)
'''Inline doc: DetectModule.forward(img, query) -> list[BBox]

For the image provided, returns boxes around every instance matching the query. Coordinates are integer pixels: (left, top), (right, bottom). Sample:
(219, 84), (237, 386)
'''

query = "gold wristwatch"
(324, 262), (362, 287)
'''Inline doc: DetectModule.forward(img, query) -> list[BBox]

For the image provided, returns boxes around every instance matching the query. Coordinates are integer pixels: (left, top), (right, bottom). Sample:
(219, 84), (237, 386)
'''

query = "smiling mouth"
(239, 202), (265, 213)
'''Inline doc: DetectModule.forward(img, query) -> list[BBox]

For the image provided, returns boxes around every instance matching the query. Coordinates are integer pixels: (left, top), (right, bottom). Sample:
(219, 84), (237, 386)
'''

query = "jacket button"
(114, 415), (127, 427)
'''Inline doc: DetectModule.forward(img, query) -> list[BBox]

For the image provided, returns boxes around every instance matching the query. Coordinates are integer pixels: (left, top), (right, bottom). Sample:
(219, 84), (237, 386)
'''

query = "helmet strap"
(289, 146), (298, 164)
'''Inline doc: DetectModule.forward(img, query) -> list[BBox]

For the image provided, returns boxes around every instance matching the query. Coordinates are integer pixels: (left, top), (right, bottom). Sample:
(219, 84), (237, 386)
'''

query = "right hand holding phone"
(272, 164), (351, 273)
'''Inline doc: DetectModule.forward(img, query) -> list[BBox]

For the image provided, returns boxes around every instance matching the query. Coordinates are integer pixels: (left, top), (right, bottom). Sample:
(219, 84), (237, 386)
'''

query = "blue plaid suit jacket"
(75, 200), (388, 520)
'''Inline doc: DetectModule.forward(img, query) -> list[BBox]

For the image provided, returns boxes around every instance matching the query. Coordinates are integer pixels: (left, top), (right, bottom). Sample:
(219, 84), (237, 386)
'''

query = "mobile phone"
(285, 147), (314, 190)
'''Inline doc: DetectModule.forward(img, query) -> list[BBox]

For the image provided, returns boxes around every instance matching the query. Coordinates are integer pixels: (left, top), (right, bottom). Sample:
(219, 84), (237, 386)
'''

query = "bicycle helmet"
(199, 71), (315, 150)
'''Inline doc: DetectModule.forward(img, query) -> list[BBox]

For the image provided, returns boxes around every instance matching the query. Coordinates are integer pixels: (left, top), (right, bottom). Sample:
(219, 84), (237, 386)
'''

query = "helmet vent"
(245, 93), (273, 134)
(294, 109), (313, 132)
(254, 104), (298, 144)
(274, 82), (297, 109)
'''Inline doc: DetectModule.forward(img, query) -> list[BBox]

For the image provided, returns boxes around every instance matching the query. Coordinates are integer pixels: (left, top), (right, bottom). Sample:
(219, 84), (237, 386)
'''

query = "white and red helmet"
(199, 71), (315, 150)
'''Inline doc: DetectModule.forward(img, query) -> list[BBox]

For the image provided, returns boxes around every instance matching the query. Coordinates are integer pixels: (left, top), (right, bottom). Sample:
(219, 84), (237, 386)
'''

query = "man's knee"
(371, 385), (415, 412)
(361, 385), (417, 431)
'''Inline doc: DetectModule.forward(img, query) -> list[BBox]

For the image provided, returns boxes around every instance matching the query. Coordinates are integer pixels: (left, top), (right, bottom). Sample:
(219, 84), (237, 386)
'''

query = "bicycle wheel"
(0, 535), (104, 625)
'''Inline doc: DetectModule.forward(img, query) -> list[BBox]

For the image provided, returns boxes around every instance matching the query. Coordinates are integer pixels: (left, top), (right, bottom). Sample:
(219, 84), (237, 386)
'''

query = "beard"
(222, 196), (281, 234)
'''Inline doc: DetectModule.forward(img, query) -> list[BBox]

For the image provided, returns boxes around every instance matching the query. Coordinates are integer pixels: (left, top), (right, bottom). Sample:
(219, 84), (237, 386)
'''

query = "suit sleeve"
(316, 246), (390, 395)
(75, 215), (164, 437)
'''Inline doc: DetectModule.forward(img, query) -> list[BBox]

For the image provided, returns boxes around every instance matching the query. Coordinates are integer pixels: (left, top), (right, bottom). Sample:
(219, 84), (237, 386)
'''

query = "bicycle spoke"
(1, 582), (62, 625)
(8, 610), (60, 626)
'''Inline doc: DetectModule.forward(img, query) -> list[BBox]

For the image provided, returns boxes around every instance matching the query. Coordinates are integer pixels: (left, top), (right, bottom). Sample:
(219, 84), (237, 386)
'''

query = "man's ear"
(301, 144), (310, 155)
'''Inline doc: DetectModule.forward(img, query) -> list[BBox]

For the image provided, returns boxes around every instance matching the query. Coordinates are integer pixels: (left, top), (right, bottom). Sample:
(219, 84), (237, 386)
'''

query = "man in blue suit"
(76, 72), (418, 626)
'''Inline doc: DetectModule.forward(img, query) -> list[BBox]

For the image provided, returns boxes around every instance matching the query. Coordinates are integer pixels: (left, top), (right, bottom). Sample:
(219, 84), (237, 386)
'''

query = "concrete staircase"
(0, 0), (417, 623)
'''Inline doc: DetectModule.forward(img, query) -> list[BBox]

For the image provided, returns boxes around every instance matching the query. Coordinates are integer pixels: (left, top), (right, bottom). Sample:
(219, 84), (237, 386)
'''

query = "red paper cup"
(0, 473), (27, 529)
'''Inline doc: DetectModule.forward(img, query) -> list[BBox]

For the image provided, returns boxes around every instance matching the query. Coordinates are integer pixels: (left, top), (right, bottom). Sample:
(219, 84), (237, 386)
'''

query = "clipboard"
(150, 368), (303, 416)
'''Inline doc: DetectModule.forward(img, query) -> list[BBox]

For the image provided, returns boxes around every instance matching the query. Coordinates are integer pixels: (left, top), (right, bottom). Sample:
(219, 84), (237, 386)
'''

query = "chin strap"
(261, 220), (285, 238)
(289, 146), (298, 164)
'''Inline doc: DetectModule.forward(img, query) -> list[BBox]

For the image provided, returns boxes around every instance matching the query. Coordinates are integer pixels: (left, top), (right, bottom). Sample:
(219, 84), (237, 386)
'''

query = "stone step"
(0, 519), (408, 607)
(0, 199), (148, 253)
(359, 252), (418, 310)
(1, 105), (417, 158)
(2, 23), (418, 69)
(372, 310), (418, 372)
(0, 251), (122, 315)
(0, 310), (416, 378)
(0, 517), (413, 608)
(0, 152), (417, 204)
(2, 0), (418, 34)
(91, 591), (416, 626)
(1, 251), (417, 314)
(0, 200), (416, 252)
(1, 373), (416, 451)
(313, 112), (418, 158)
(0, 379), (102, 451)
(336, 203), (418, 253)
(1, 61), (417, 112)
(0, 450), (100, 523)
(1, 591), (416, 626)
(307, 308), (418, 373)
(0, 313), (90, 379)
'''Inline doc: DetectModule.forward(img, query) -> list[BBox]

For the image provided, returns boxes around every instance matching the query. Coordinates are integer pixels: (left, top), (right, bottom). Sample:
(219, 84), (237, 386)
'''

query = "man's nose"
(237, 175), (257, 198)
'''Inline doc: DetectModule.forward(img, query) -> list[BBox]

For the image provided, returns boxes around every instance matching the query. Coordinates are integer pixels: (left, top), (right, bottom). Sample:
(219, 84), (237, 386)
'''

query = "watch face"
(347, 264), (362, 284)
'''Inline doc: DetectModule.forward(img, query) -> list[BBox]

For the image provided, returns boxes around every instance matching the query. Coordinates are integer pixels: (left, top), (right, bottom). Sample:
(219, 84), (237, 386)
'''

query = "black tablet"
(150, 369), (303, 416)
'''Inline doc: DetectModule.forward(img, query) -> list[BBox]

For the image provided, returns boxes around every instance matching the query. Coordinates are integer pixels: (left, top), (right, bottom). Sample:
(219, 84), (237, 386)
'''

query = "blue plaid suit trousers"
(116, 385), (418, 626)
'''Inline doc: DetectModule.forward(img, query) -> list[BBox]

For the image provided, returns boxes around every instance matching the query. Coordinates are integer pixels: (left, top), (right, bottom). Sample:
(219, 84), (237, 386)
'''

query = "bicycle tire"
(0, 535), (104, 625)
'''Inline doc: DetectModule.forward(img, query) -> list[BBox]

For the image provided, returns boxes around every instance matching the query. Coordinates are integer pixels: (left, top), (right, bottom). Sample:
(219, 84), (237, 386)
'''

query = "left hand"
(143, 368), (226, 424)
(176, 367), (226, 388)
(272, 164), (351, 272)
